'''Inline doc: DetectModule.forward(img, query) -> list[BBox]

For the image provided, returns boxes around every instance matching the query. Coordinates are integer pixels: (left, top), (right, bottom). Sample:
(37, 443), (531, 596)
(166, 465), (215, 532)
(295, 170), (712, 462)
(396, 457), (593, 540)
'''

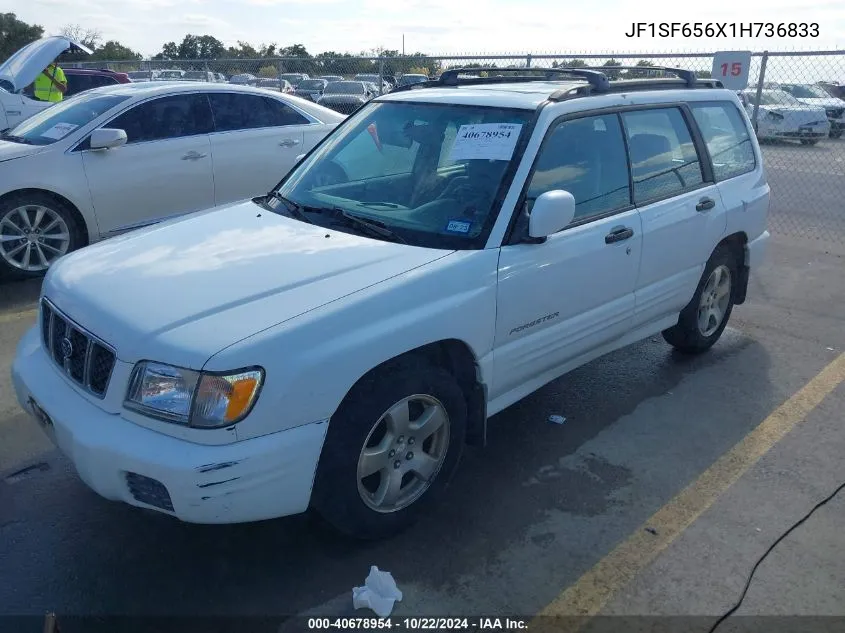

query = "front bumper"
(11, 326), (328, 524)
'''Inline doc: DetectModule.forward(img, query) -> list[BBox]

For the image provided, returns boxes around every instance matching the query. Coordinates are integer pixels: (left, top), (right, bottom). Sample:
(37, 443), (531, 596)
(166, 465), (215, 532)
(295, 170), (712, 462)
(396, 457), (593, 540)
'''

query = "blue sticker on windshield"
(445, 219), (472, 234)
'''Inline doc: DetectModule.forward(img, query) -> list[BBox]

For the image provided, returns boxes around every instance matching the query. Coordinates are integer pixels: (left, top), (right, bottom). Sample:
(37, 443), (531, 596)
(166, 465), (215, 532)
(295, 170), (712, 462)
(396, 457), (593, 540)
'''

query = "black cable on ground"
(707, 479), (845, 633)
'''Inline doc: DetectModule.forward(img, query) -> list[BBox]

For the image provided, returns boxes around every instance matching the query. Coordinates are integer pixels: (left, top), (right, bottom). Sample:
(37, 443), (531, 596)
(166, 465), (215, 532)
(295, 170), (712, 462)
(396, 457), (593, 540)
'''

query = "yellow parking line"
(0, 308), (38, 324)
(533, 351), (845, 631)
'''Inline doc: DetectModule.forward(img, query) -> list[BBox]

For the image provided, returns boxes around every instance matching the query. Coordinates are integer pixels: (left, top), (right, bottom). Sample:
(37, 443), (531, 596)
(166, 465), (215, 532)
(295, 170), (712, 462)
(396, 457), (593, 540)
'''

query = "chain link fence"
(73, 51), (845, 246)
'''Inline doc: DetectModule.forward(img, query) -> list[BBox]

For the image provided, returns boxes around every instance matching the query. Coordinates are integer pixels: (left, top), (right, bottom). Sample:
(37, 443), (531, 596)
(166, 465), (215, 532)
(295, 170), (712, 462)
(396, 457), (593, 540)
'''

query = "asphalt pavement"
(0, 138), (844, 632)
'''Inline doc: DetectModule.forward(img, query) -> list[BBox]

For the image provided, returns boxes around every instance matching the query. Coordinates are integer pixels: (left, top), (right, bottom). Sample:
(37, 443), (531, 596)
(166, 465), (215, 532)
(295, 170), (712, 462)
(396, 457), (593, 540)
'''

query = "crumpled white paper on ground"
(352, 566), (403, 617)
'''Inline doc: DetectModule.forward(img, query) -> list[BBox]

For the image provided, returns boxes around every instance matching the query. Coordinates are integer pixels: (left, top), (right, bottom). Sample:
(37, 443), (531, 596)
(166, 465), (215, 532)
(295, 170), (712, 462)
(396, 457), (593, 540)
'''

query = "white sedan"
(739, 89), (830, 145)
(0, 82), (344, 278)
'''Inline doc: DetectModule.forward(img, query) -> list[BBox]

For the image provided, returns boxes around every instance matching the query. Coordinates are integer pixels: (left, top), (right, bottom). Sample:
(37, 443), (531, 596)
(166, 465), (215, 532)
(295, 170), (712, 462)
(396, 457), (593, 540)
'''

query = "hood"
(759, 105), (829, 127)
(0, 140), (45, 162)
(758, 104), (826, 115)
(42, 200), (451, 367)
(0, 36), (92, 93)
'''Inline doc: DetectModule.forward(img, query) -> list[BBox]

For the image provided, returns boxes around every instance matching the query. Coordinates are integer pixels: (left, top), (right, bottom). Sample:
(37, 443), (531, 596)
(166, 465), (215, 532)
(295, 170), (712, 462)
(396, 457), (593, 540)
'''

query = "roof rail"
(548, 77), (724, 101)
(388, 65), (723, 98)
(439, 67), (611, 92)
(389, 67), (610, 94)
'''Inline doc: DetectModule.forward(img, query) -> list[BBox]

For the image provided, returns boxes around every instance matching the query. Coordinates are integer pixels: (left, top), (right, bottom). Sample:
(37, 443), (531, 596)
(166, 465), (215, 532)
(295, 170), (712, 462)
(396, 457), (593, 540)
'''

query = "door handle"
(181, 151), (207, 161)
(696, 197), (716, 212)
(279, 138), (301, 148)
(605, 227), (634, 244)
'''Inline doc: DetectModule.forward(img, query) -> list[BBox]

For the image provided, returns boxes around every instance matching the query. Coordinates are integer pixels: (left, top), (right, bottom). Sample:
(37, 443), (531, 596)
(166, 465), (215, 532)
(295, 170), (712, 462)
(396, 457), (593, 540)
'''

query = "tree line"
(1, 12), (710, 79)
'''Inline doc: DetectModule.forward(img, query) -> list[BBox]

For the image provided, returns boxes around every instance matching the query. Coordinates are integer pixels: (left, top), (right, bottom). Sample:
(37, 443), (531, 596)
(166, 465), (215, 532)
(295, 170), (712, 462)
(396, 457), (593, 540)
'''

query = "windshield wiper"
(266, 191), (314, 225)
(316, 207), (406, 244)
(359, 201), (404, 209)
(0, 134), (33, 145)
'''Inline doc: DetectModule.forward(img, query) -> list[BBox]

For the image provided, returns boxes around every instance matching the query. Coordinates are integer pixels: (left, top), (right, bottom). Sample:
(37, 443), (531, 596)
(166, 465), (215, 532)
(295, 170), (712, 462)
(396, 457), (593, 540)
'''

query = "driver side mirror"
(528, 190), (576, 239)
(90, 128), (127, 150)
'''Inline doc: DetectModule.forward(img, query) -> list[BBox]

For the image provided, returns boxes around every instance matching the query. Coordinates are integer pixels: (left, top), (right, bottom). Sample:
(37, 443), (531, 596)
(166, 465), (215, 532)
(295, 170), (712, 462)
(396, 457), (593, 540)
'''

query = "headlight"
(766, 111), (784, 121)
(125, 361), (264, 428)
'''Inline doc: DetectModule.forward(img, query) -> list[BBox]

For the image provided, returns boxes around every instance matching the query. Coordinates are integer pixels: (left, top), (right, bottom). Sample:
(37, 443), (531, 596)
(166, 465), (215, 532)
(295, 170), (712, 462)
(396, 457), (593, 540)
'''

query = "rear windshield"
(183, 71), (208, 80)
(298, 80), (325, 90)
(325, 82), (365, 95)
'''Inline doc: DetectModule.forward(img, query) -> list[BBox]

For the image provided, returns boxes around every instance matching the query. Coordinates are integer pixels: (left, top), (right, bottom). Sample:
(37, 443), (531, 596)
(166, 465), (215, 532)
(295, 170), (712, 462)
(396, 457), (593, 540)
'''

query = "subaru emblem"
(60, 337), (73, 359)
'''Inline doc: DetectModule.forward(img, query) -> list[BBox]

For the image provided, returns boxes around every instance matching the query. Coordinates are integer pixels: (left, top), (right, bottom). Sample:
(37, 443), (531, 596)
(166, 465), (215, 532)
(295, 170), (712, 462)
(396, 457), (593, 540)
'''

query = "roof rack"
(390, 65), (722, 98)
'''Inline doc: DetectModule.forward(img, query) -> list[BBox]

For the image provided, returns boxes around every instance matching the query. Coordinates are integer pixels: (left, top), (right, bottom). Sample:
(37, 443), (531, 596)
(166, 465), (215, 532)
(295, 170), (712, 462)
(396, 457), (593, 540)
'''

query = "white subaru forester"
(12, 66), (770, 539)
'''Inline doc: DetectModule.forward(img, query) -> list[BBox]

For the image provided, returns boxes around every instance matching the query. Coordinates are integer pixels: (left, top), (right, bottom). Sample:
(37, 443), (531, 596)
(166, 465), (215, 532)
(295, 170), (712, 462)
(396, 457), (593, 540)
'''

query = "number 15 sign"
(712, 51), (752, 90)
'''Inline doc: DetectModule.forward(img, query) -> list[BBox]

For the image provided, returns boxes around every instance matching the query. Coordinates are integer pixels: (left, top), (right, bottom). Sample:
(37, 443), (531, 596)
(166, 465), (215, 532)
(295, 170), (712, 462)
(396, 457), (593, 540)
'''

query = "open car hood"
(0, 36), (92, 93)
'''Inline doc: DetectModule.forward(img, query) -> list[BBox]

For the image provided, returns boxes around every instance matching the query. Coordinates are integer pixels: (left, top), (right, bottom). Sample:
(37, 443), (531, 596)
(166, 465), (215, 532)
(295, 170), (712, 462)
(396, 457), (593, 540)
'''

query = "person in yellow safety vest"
(33, 61), (67, 103)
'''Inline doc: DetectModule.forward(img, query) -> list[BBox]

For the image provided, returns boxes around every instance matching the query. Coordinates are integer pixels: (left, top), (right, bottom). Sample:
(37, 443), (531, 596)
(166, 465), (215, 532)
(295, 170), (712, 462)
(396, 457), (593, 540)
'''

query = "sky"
(9, 0), (845, 59)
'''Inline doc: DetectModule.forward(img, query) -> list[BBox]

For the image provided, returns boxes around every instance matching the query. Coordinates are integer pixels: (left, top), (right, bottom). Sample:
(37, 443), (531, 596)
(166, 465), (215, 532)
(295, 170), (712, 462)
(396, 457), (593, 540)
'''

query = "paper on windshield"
(448, 123), (522, 161)
(40, 122), (79, 140)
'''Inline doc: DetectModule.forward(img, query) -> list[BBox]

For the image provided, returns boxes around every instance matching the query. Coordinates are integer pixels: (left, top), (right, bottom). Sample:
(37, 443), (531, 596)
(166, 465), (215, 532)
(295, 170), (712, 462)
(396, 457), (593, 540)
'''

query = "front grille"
(125, 472), (174, 512)
(40, 299), (116, 398)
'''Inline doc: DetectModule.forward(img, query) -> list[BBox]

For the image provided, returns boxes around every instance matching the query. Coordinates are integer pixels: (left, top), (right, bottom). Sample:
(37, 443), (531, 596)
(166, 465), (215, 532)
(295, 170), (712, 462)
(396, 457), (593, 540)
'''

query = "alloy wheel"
(0, 205), (71, 272)
(356, 394), (451, 513)
(697, 264), (732, 337)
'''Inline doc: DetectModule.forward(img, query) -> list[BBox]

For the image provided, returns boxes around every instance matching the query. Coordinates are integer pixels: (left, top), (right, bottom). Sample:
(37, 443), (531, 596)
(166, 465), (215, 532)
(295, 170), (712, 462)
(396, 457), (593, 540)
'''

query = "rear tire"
(662, 246), (738, 355)
(311, 360), (466, 540)
(0, 192), (82, 280)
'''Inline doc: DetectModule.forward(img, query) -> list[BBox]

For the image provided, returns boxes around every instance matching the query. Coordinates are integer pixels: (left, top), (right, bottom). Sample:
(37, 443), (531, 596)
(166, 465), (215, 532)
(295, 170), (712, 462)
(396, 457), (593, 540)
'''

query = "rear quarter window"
(690, 101), (756, 181)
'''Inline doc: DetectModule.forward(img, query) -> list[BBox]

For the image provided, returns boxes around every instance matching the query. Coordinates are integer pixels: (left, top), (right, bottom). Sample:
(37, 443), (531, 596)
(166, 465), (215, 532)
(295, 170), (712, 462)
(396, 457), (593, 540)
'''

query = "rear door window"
(620, 108), (705, 204)
(209, 93), (308, 131)
(689, 102), (755, 181)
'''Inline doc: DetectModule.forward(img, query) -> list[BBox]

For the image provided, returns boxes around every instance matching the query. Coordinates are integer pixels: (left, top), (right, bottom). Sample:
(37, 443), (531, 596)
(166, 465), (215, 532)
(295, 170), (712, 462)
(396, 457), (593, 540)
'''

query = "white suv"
(12, 66), (770, 539)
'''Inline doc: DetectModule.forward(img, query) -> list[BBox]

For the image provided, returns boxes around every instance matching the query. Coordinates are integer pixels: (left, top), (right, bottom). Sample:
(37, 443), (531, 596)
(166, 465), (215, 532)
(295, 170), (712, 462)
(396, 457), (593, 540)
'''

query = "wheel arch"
(716, 231), (749, 304)
(344, 338), (488, 447)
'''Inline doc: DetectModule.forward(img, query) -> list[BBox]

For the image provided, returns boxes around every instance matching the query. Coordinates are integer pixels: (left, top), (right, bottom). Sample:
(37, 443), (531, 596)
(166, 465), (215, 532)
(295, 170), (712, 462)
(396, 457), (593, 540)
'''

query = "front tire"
(662, 246), (738, 355)
(311, 360), (466, 540)
(830, 130), (843, 139)
(0, 193), (82, 280)
(800, 139), (819, 146)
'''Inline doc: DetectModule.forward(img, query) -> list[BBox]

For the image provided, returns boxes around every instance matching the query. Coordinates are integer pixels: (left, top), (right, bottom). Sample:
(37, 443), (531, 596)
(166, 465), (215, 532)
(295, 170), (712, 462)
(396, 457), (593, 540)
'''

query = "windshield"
(128, 71), (152, 80)
(298, 80), (325, 90)
(783, 84), (832, 99)
(183, 71), (208, 80)
(747, 91), (802, 106)
(5, 93), (129, 145)
(160, 71), (182, 79)
(273, 101), (532, 249)
(325, 81), (365, 95)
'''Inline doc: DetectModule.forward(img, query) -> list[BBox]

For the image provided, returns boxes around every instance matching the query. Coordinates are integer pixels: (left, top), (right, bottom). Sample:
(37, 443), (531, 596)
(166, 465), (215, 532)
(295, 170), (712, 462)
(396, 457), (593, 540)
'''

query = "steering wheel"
(311, 161), (349, 189)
